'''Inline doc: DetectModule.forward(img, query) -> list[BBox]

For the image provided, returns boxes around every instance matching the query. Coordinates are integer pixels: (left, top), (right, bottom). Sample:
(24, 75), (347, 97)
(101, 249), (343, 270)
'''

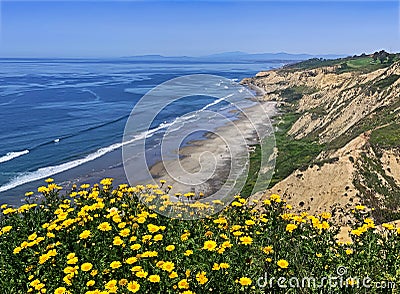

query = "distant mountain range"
(121, 52), (345, 62)
(202, 51), (344, 61)
(0, 52), (345, 62)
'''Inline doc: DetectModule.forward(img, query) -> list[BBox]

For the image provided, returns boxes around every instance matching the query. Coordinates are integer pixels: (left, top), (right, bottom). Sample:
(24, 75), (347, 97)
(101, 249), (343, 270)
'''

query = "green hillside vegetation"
(370, 123), (400, 149)
(285, 51), (400, 74)
(269, 113), (324, 188)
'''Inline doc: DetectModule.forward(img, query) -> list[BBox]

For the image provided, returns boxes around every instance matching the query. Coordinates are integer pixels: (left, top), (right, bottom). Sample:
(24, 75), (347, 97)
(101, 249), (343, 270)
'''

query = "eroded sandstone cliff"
(244, 55), (400, 224)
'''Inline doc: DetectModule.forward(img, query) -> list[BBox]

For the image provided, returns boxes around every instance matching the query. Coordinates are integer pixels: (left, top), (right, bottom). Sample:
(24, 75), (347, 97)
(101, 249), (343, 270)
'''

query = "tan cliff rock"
(251, 133), (367, 226)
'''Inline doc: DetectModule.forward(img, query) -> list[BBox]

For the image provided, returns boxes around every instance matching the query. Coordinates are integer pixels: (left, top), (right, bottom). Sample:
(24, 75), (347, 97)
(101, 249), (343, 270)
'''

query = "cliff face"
(243, 55), (400, 224)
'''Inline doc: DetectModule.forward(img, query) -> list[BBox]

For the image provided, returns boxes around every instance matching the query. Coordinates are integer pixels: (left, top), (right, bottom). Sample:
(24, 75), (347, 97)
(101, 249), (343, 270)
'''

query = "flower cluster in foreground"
(0, 179), (399, 293)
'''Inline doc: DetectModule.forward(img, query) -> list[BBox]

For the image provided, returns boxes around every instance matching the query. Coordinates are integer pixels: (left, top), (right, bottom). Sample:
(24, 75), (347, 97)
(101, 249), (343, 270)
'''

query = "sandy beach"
(149, 101), (277, 197)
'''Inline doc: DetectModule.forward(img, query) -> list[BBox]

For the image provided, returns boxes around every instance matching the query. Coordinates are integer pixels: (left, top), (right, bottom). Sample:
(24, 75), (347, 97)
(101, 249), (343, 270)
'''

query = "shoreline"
(1, 89), (278, 207)
(149, 100), (277, 197)
(0, 100), (276, 206)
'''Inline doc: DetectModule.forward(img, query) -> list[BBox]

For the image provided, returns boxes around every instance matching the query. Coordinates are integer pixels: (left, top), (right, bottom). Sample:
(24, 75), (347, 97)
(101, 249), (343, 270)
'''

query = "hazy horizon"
(0, 51), (348, 59)
(0, 0), (398, 58)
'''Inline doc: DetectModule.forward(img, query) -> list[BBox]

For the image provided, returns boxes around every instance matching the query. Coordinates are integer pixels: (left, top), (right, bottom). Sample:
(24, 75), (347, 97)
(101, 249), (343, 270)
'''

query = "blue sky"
(0, 1), (399, 57)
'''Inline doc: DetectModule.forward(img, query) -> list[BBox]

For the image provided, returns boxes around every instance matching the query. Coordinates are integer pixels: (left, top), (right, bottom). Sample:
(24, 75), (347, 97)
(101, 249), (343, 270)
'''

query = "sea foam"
(0, 95), (230, 192)
(0, 150), (29, 164)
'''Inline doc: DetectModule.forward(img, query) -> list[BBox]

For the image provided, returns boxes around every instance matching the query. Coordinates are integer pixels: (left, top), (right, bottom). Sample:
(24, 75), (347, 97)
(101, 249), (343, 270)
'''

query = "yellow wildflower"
(238, 277), (252, 286)
(79, 230), (91, 239)
(178, 279), (190, 289)
(277, 259), (289, 269)
(110, 261), (122, 269)
(286, 223), (298, 233)
(203, 240), (217, 251)
(196, 271), (208, 285)
(54, 287), (67, 294)
(184, 250), (193, 256)
(127, 281), (140, 293)
(166, 245), (175, 251)
(239, 236), (253, 245)
(148, 275), (160, 283)
(81, 263), (93, 272)
(98, 222), (112, 231)
(130, 244), (141, 250)
(263, 246), (274, 254)
(161, 261), (175, 272)
(126, 257), (138, 265)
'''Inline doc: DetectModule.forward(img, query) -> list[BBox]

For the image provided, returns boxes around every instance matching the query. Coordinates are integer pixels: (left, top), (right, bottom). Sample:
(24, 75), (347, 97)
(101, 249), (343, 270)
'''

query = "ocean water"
(0, 58), (286, 204)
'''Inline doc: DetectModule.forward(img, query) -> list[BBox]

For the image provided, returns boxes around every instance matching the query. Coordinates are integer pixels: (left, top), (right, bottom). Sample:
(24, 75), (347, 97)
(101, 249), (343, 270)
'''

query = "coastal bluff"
(242, 53), (400, 225)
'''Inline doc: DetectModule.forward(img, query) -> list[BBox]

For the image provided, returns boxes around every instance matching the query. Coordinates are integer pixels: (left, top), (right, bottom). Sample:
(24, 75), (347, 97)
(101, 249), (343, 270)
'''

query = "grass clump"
(240, 144), (261, 198)
(370, 75), (400, 92)
(275, 85), (319, 104)
(370, 123), (400, 149)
